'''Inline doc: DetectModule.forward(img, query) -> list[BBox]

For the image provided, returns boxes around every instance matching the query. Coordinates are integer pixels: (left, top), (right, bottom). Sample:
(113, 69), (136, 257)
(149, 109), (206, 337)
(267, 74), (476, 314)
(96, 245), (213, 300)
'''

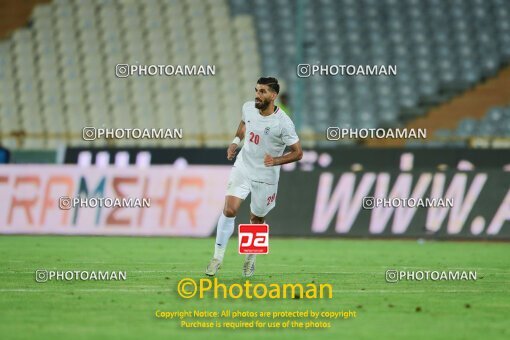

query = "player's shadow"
(200, 276), (267, 285)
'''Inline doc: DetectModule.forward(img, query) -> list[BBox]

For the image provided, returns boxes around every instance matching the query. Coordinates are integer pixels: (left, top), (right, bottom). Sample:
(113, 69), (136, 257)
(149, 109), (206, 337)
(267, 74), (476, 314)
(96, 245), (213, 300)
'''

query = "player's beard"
(255, 98), (270, 110)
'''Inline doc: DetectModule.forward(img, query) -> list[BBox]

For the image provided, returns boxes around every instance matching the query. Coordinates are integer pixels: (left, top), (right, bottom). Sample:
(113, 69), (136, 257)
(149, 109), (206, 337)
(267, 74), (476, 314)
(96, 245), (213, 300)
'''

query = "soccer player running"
(206, 77), (303, 277)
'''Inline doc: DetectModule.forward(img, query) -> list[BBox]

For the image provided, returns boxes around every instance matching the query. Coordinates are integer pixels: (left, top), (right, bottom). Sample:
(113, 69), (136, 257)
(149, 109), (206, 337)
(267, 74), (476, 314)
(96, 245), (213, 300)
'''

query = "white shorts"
(226, 166), (278, 217)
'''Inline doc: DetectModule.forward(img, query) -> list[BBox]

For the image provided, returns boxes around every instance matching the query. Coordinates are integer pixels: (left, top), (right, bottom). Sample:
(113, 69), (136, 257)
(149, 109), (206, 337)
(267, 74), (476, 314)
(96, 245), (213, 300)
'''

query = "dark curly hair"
(257, 77), (280, 94)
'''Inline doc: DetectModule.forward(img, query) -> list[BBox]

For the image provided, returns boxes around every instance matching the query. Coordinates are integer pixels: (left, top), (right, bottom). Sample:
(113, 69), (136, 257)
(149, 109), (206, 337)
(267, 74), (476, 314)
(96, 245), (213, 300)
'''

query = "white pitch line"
(0, 288), (174, 293)
(0, 270), (373, 274)
(0, 288), (506, 294)
(0, 261), (195, 265)
(1, 265), (509, 273)
(340, 289), (510, 294)
(5, 262), (505, 271)
(2, 271), (510, 279)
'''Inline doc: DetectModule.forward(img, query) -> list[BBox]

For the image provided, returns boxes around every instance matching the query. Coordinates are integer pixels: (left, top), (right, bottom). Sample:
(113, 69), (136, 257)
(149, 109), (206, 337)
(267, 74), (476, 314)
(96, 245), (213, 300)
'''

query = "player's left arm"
(264, 141), (303, 167)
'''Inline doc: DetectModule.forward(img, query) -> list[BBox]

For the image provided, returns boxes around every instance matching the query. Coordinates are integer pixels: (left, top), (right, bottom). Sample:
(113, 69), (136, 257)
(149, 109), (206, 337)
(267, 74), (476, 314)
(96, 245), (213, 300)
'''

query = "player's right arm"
(227, 120), (245, 160)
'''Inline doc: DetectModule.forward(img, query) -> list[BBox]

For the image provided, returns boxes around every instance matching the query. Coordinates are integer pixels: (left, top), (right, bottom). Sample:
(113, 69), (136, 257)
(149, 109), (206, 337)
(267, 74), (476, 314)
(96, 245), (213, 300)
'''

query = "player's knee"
(223, 206), (238, 217)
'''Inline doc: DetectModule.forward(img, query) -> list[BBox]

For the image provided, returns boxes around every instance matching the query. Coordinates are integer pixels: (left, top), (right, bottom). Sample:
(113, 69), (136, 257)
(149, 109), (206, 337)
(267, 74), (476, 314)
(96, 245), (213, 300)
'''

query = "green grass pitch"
(0, 236), (508, 339)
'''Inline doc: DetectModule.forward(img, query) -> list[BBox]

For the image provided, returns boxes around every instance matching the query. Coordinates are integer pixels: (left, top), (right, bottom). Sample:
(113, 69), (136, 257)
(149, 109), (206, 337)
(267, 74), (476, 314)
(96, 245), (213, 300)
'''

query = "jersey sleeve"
(242, 101), (254, 122)
(281, 116), (299, 146)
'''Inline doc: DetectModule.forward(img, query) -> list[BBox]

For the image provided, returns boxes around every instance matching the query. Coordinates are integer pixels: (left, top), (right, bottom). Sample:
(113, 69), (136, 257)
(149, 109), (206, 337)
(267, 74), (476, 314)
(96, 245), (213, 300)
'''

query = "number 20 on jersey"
(249, 132), (260, 144)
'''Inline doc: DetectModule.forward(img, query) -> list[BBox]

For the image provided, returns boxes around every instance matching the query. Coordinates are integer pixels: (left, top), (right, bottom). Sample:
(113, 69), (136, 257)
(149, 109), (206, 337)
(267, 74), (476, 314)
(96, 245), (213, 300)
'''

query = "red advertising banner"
(0, 165), (231, 236)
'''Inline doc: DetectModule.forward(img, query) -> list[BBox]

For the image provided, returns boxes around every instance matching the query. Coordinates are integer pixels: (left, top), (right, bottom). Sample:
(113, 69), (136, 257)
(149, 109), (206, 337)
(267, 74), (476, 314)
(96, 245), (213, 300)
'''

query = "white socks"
(245, 254), (256, 262)
(213, 213), (235, 262)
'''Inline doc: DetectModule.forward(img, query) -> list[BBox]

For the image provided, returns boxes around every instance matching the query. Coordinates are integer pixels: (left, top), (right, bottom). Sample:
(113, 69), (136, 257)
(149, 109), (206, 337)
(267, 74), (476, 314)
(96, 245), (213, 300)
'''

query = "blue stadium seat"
(227, 0), (510, 136)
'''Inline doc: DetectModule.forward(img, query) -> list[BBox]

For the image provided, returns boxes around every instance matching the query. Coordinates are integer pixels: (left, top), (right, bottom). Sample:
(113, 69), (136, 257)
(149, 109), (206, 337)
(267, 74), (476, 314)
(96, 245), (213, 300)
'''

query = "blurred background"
(0, 0), (509, 157)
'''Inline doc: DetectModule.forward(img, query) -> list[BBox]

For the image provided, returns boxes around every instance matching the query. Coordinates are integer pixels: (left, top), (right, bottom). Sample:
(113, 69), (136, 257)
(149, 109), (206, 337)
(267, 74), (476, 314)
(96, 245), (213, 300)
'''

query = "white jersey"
(234, 101), (299, 184)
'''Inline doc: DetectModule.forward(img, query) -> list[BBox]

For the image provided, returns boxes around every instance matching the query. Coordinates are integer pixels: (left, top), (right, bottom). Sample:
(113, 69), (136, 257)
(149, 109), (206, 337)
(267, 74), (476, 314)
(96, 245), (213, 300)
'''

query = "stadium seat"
(1, 0), (510, 148)
(228, 0), (510, 137)
(0, 0), (261, 148)
(436, 105), (510, 141)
